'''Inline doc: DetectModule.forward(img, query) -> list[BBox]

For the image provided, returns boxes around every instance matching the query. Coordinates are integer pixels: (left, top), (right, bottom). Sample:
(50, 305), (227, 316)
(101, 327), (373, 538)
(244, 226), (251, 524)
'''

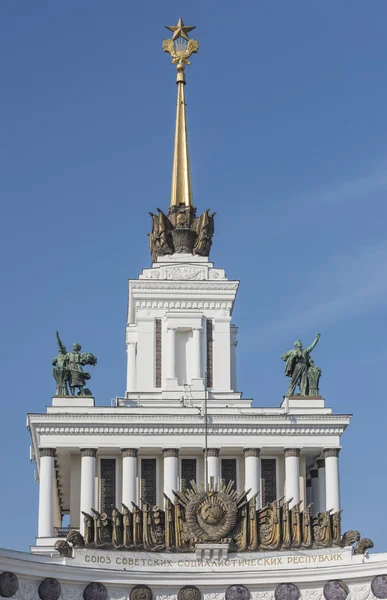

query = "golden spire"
(163, 19), (199, 208)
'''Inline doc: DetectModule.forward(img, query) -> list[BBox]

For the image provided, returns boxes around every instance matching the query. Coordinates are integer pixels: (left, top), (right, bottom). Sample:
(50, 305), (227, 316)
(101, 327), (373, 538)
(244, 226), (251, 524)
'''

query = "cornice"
(130, 280), (239, 292)
(27, 412), (352, 423)
(34, 424), (346, 437)
(134, 299), (233, 312)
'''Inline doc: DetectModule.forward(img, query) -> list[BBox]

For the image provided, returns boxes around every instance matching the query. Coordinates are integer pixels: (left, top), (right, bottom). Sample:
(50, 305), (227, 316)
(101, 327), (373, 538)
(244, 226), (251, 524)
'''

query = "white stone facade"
(27, 253), (351, 555)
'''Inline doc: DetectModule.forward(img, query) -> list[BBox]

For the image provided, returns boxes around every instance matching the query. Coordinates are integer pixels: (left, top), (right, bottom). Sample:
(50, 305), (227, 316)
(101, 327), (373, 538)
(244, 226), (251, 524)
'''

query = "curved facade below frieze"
(1, 548), (387, 595)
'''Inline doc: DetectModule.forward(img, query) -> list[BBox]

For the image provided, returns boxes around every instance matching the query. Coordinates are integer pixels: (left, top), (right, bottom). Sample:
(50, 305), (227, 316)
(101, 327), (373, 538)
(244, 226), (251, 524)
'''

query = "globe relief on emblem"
(178, 586), (201, 600)
(372, 576), (387, 599)
(323, 581), (349, 600)
(130, 585), (153, 600)
(0, 573), (18, 598)
(83, 583), (108, 600)
(275, 584), (301, 600)
(38, 579), (61, 600)
(225, 585), (250, 600)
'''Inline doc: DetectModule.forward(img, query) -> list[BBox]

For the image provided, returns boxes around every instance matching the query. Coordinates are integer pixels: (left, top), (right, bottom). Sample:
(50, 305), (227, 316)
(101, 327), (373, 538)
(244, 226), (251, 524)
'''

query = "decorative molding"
(16, 581), (39, 600)
(348, 584), (370, 600)
(30, 411), (349, 422)
(134, 300), (233, 312)
(39, 448), (56, 458)
(80, 449), (97, 458)
(205, 448), (220, 457)
(165, 267), (205, 280)
(243, 448), (261, 457)
(130, 280), (238, 291)
(317, 459), (325, 469)
(162, 448), (179, 458)
(121, 448), (138, 458)
(284, 448), (301, 458)
(36, 425), (346, 437)
(206, 320), (213, 388)
(324, 448), (341, 458)
(155, 319), (162, 388)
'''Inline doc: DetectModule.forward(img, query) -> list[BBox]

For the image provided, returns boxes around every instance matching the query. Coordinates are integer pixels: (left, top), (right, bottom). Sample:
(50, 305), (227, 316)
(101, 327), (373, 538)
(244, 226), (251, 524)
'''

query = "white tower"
(125, 27), (240, 404)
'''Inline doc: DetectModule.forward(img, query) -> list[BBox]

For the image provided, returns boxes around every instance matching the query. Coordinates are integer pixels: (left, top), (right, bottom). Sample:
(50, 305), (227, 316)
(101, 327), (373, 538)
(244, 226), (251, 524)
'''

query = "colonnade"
(306, 449), (341, 514)
(37, 447), (341, 538)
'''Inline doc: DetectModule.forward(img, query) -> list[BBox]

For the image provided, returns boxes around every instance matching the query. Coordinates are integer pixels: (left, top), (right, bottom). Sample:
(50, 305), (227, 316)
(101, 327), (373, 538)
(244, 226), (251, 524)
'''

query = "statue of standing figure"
(52, 332), (97, 396)
(52, 331), (70, 396)
(281, 333), (321, 396)
(65, 342), (97, 396)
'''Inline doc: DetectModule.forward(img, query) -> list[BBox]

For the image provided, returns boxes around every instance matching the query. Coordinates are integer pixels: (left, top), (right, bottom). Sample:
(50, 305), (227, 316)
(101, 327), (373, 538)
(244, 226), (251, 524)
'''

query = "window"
(221, 458), (237, 489)
(141, 458), (157, 506)
(100, 458), (116, 517)
(261, 458), (277, 506)
(181, 459), (197, 491)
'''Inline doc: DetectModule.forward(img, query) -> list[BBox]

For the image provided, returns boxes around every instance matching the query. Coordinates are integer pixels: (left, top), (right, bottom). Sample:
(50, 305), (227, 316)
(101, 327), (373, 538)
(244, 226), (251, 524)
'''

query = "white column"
(80, 448), (96, 537)
(284, 448), (300, 509)
(191, 328), (201, 379)
(230, 325), (238, 392)
(167, 328), (177, 379)
(38, 448), (56, 538)
(163, 448), (179, 503)
(213, 318), (231, 391)
(206, 448), (220, 490)
(310, 468), (319, 514)
(244, 448), (260, 506)
(122, 448), (138, 508)
(317, 458), (326, 512)
(324, 448), (340, 512)
(126, 342), (136, 392)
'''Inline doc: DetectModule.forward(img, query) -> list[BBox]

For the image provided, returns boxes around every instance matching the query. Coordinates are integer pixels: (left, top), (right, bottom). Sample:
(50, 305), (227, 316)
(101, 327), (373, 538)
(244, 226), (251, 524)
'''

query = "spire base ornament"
(171, 228), (197, 254)
(149, 206), (215, 261)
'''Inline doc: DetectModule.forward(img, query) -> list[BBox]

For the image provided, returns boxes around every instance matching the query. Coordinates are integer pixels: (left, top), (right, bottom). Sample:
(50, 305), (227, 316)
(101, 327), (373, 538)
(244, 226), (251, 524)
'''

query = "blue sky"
(1, 1), (387, 551)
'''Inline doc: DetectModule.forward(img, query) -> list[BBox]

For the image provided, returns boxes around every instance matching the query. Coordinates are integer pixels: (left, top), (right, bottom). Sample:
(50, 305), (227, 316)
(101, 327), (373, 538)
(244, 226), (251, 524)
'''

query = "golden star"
(165, 18), (195, 41)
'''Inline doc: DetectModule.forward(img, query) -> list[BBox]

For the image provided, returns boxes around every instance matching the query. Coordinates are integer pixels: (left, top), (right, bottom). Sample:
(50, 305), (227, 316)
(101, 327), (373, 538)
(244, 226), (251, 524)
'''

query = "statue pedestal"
(51, 396), (95, 408)
(281, 395), (325, 410)
(195, 543), (229, 560)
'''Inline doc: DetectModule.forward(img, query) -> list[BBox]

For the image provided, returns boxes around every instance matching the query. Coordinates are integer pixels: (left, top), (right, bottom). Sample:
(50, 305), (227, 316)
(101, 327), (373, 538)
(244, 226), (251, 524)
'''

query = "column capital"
(121, 448), (138, 458)
(39, 448), (56, 458)
(310, 468), (318, 479)
(80, 448), (97, 458)
(205, 448), (220, 457)
(284, 448), (301, 458)
(324, 448), (341, 458)
(163, 448), (179, 458)
(243, 448), (261, 458)
(317, 458), (325, 469)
